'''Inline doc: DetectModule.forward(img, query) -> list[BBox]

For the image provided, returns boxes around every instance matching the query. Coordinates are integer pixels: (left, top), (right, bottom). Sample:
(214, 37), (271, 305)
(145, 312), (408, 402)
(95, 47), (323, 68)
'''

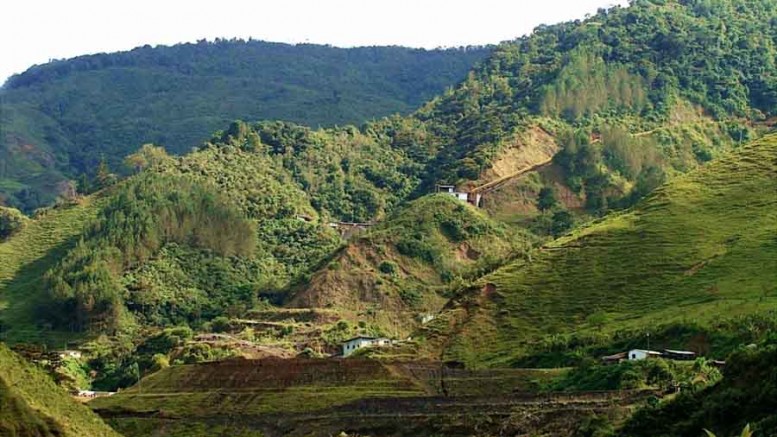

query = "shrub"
(378, 260), (398, 275)
(0, 206), (27, 241)
(399, 288), (422, 308)
(211, 317), (231, 333)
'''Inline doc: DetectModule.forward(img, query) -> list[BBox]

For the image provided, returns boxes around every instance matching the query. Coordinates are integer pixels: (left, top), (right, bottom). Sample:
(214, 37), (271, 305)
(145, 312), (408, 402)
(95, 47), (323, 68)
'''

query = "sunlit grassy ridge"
(0, 343), (121, 436)
(0, 196), (104, 344)
(436, 135), (777, 366)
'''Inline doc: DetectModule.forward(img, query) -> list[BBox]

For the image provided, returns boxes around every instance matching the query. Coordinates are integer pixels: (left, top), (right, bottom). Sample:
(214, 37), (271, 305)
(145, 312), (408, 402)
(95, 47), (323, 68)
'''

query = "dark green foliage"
(210, 317), (231, 333)
(247, 120), (421, 222)
(537, 187), (558, 211)
(575, 415), (615, 437)
(551, 210), (575, 237)
(0, 206), (27, 241)
(399, 287), (423, 308)
(621, 343), (777, 437)
(1, 40), (489, 210)
(550, 358), (720, 396)
(136, 326), (193, 356)
(378, 260), (398, 275)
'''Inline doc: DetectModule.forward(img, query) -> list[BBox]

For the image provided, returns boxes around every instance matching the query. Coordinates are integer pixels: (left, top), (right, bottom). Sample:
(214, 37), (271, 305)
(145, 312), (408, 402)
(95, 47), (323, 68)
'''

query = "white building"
(628, 349), (663, 361)
(58, 350), (82, 359)
(436, 185), (482, 207)
(341, 336), (392, 357)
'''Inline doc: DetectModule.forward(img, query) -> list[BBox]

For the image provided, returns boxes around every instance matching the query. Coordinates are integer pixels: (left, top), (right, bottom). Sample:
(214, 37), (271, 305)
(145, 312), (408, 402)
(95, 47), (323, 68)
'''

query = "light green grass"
(440, 135), (777, 366)
(0, 343), (121, 436)
(0, 197), (104, 344)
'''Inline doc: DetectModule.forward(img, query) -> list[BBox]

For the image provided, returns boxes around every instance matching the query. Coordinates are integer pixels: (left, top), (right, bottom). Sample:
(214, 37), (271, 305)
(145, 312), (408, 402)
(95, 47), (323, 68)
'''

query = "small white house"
(58, 350), (82, 360)
(341, 336), (392, 357)
(419, 313), (436, 324)
(436, 185), (482, 207)
(628, 349), (663, 361)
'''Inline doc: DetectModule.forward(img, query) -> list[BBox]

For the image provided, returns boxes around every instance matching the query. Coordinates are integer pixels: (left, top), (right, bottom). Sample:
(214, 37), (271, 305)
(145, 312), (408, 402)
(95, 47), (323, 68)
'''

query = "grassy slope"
(433, 135), (777, 366)
(0, 343), (121, 437)
(0, 197), (104, 344)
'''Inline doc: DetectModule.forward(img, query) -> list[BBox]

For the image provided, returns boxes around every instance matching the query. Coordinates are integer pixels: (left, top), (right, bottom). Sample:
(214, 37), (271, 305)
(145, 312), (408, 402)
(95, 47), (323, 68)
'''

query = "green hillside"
(0, 197), (105, 344)
(431, 134), (777, 367)
(287, 194), (533, 336)
(0, 0), (775, 403)
(0, 343), (121, 437)
(0, 41), (489, 211)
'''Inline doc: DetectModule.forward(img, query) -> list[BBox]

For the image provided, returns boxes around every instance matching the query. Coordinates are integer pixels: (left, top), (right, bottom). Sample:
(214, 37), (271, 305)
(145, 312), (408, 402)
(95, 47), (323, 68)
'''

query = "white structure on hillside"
(628, 349), (663, 361)
(57, 350), (82, 359)
(436, 185), (482, 207)
(341, 336), (392, 357)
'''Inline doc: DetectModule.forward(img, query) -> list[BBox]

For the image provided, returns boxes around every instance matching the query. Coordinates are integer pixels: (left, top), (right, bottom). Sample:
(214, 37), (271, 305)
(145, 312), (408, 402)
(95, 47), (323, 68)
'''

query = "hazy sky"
(2, 0), (628, 83)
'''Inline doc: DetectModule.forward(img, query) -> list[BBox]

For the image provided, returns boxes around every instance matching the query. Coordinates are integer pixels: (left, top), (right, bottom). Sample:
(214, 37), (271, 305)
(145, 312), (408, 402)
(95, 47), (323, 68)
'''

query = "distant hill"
(0, 343), (120, 437)
(0, 40), (489, 210)
(427, 134), (777, 367)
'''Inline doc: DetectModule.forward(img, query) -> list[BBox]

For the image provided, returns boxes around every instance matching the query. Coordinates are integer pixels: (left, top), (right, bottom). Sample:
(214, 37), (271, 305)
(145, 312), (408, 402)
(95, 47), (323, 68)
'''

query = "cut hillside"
(287, 194), (533, 337)
(0, 343), (121, 437)
(426, 134), (777, 367)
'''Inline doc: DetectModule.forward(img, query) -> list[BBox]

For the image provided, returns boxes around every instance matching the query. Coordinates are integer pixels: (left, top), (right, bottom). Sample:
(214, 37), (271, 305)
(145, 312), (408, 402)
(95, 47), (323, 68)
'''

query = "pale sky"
(1, 0), (629, 84)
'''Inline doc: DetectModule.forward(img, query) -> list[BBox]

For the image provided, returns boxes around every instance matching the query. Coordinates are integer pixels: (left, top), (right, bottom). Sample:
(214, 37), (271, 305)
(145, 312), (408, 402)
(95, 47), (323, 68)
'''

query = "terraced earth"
(91, 357), (660, 437)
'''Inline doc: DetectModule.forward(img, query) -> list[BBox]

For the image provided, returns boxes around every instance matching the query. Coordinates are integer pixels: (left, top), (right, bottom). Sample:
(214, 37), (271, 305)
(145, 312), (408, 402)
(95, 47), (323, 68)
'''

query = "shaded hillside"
(0, 343), (121, 437)
(288, 195), (534, 335)
(428, 134), (777, 366)
(0, 40), (489, 211)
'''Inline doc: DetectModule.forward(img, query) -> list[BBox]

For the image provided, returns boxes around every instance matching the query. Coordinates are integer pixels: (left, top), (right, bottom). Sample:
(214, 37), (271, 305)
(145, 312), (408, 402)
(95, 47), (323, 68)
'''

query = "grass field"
(0, 343), (121, 437)
(0, 195), (105, 344)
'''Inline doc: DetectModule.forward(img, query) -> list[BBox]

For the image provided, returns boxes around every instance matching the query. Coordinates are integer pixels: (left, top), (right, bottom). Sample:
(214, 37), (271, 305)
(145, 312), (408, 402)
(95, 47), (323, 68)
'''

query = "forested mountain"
(0, 40), (489, 211)
(0, 3), (775, 426)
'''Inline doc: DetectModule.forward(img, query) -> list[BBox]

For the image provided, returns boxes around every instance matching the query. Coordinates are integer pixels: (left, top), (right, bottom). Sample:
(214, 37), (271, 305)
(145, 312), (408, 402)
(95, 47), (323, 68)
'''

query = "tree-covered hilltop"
(0, 39), (490, 211)
(414, 0), (776, 211)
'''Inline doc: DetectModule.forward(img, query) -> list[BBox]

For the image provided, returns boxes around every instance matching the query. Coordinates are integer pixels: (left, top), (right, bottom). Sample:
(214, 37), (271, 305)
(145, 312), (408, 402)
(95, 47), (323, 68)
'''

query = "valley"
(1, 0), (777, 436)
